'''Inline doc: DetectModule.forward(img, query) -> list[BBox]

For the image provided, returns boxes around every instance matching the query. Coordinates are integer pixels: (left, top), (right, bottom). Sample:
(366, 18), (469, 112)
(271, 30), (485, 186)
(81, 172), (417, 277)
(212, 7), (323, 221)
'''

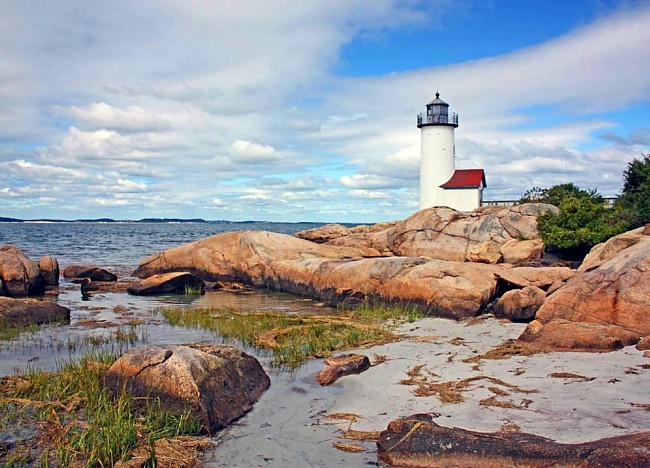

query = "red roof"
(440, 169), (486, 189)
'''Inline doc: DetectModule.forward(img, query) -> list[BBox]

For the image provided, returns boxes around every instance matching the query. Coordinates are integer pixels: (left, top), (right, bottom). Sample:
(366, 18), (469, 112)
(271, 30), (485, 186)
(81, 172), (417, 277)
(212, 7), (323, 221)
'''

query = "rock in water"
(0, 245), (44, 296)
(0, 297), (70, 327)
(127, 272), (205, 295)
(316, 354), (371, 386)
(103, 344), (270, 433)
(377, 414), (650, 467)
(80, 278), (100, 296)
(63, 265), (118, 282)
(38, 256), (60, 286)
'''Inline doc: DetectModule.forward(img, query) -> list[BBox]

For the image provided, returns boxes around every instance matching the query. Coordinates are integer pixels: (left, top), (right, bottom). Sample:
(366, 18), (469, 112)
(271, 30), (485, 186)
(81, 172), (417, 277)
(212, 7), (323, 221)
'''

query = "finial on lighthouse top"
(429, 92), (448, 106)
(417, 92), (458, 128)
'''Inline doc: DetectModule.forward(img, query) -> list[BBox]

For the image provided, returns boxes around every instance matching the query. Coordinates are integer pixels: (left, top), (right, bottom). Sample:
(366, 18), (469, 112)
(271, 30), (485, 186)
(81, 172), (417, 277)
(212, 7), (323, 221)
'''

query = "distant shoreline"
(0, 217), (329, 225)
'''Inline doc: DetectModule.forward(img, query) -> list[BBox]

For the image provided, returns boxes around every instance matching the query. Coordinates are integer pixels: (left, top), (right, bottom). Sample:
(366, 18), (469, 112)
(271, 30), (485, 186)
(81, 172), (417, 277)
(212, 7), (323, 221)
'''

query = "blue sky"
(1, 0), (649, 222)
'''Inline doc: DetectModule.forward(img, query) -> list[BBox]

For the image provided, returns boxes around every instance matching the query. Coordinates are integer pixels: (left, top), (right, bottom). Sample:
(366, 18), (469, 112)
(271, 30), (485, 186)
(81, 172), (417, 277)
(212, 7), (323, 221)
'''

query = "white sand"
(203, 317), (650, 467)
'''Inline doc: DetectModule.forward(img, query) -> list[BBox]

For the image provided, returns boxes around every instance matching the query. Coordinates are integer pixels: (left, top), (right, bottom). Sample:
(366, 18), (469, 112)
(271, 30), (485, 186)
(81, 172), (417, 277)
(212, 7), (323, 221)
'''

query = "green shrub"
(538, 195), (627, 259)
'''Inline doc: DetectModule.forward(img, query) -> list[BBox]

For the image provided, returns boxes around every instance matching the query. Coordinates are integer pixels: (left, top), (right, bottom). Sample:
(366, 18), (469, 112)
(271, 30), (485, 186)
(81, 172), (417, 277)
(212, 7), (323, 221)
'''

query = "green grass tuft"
(158, 300), (423, 370)
(183, 283), (204, 295)
(0, 352), (202, 467)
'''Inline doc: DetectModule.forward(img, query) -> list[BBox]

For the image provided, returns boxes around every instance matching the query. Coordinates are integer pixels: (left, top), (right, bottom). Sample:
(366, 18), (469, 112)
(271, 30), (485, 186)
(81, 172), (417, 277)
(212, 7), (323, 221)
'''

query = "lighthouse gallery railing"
(417, 112), (458, 126)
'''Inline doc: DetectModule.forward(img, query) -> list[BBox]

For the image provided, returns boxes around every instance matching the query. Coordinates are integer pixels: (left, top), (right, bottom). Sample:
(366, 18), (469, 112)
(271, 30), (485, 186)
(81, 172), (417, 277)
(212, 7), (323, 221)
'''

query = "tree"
(616, 154), (650, 228)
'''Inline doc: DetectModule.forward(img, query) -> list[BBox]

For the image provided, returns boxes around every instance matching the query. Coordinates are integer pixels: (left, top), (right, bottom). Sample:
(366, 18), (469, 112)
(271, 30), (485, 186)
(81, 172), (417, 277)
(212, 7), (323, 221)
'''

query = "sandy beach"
(205, 316), (650, 466)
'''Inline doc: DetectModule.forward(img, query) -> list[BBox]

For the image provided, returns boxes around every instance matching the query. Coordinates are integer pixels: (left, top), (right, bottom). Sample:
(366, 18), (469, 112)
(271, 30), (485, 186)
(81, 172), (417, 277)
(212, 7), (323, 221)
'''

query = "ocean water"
(0, 221), (325, 272)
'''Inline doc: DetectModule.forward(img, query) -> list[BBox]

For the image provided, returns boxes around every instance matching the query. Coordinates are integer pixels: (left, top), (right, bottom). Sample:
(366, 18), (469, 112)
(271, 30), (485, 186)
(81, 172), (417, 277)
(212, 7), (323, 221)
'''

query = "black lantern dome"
(417, 92), (459, 128)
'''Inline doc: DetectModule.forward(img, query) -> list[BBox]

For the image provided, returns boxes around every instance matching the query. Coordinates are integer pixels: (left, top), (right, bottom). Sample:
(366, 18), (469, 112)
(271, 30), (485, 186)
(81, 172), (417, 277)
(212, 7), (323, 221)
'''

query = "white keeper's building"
(417, 93), (486, 212)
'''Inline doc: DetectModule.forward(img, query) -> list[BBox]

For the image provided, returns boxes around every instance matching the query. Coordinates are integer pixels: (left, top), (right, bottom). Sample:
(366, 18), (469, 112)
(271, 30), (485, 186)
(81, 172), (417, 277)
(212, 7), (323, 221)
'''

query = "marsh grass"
(0, 322), (40, 342)
(158, 300), (423, 370)
(1, 323), (147, 358)
(344, 300), (424, 323)
(0, 352), (202, 467)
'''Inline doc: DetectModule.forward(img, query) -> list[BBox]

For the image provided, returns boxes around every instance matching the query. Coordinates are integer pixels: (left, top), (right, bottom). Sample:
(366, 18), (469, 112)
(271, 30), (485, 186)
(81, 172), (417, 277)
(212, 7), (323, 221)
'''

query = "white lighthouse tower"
(417, 93), (485, 212)
(417, 92), (458, 209)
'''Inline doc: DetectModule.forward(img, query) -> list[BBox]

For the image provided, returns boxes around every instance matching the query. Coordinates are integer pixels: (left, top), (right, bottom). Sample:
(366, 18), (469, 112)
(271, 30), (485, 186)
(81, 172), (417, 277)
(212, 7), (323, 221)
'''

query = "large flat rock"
(104, 344), (270, 433)
(267, 256), (503, 318)
(377, 414), (650, 467)
(0, 297), (70, 327)
(134, 232), (506, 318)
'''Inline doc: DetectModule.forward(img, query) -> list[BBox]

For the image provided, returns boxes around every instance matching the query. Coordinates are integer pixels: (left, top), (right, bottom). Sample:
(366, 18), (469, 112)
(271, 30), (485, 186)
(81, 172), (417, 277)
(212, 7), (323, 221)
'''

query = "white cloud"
(340, 174), (401, 189)
(112, 178), (148, 192)
(55, 102), (171, 133)
(0, 2), (649, 221)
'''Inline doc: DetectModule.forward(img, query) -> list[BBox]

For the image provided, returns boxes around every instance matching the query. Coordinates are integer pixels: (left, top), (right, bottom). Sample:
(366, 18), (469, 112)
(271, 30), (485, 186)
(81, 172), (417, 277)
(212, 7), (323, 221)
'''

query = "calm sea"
(0, 221), (325, 272)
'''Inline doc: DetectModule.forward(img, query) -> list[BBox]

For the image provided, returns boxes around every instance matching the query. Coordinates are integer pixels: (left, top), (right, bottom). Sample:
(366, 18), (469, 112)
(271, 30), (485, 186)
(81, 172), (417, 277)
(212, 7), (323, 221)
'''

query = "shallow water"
(0, 284), (333, 376)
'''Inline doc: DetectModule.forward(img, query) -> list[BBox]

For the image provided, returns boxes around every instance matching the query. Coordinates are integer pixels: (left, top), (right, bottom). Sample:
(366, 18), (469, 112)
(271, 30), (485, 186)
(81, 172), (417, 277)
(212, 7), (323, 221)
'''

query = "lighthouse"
(417, 93), (485, 212)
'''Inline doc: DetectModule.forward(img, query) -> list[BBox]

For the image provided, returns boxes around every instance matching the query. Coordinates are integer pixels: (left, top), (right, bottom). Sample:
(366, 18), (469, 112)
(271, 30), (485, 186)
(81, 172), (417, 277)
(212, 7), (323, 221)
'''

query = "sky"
(1, 0), (649, 223)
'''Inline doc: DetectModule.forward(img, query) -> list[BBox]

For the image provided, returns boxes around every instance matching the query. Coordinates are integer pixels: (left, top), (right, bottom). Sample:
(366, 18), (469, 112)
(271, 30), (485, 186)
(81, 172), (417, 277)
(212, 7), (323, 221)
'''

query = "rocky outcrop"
(0, 297), (70, 327)
(386, 204), (557, 264)
(377, 414), (650, 467)
(578, 224), (649, 273)
(316, 354), (370, 386)
(134, 230), (375, 282)
(296, 221), (398, 256)
(296, 204), (556, 264)
(63, 265), (118, 282)
(127, 272), (205, 295)
(131, 207), (568, 319)
(494, 286), (545, 321)
(38, 256), (59, 287)
(0, 245), (44, 296)
(522, 227), (650, 350)
(103, 344), (270, 433)
(134, 233), (505, 318)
